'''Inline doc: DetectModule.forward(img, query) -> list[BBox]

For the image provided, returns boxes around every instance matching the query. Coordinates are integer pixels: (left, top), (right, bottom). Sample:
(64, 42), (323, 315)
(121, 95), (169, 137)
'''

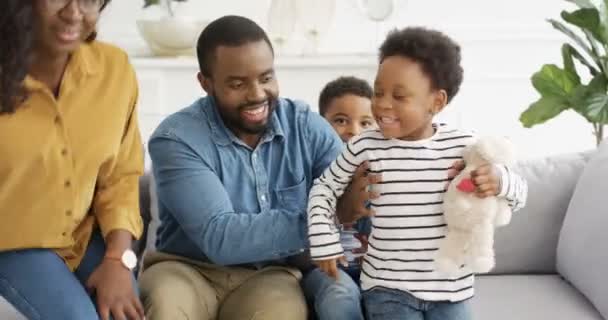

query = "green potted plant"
(137, 0), (208, 56)
(520, 0), (608, 146)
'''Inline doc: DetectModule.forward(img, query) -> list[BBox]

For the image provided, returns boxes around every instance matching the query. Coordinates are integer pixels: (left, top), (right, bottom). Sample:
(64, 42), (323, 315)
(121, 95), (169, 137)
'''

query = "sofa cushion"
(0, 297), (25, 320)
(490, 151), (590, 274)
(473, 275), (603, 320)
(557, 140), (608, 319)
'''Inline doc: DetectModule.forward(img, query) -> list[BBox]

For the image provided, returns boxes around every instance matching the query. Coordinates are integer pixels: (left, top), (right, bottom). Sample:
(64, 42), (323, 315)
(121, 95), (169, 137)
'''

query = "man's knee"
(139, 261), (217, 320)
(315, 270), (363, 320)
(219, 270), (307, 320)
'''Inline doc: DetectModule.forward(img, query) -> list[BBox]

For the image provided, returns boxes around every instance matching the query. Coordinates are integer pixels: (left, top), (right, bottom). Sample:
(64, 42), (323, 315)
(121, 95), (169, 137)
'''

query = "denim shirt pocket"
(274, 176), (308, 213)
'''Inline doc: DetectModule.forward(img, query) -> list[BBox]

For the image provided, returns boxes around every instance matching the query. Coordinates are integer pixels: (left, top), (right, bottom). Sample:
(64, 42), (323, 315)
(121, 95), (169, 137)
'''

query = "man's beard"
(213, 93), (278, 135)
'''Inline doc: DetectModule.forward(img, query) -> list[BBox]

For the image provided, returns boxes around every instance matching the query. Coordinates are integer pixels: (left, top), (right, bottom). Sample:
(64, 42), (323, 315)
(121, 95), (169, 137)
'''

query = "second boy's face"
(373, 56), (447, 140)
(324, 94), (375, 142)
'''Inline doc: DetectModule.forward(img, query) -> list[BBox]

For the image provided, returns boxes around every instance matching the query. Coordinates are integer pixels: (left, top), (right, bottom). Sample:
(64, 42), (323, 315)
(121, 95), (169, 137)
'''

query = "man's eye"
(230, 82), (244, 90)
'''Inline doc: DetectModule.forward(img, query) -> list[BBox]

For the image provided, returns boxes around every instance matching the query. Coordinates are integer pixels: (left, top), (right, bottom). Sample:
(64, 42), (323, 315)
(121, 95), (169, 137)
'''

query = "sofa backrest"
(557, 141), (608, 319)
(489, 151), (591, 274)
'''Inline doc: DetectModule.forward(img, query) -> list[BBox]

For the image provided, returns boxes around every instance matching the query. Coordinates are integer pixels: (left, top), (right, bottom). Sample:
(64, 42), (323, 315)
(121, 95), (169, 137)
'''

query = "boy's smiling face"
(372, 55), (447, 141)
(324, 94), (375, 142)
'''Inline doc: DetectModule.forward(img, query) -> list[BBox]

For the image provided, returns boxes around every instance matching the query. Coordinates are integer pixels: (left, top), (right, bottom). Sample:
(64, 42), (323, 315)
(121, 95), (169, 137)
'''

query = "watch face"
(122, 250), (138, 270)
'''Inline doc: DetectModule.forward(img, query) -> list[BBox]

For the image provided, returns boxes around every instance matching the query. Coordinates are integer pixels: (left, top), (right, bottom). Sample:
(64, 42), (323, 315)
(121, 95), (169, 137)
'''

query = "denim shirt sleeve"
(304, 109), (343, 179)
(149, 133), (307, 266)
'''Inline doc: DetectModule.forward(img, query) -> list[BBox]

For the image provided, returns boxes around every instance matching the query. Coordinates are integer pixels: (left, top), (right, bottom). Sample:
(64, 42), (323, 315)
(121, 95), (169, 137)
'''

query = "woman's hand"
(86, 259), (145, 320)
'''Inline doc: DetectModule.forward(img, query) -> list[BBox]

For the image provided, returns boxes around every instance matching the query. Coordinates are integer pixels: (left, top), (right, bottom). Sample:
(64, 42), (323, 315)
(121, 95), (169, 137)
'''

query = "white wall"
(99, 0), (599, 159)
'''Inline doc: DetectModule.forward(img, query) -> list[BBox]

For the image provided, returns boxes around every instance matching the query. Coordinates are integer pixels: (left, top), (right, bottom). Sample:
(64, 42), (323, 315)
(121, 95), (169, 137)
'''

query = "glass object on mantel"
(294, 0), (336, 55)
(267, 0), (297, 56)
(350, 0), (395, 52)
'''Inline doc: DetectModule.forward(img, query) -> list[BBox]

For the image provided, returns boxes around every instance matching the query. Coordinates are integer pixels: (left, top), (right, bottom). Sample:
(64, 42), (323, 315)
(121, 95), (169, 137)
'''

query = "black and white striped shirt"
(307, 124), (528, 302)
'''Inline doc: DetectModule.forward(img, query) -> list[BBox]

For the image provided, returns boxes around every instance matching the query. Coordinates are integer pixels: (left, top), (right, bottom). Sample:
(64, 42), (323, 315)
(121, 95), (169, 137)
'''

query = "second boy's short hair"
(379, 27), (463, 103)
(318, 76), (373, 116)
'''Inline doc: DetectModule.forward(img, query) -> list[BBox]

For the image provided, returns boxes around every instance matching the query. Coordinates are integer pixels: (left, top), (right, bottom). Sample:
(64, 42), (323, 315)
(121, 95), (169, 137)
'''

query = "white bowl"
(137, 18), (208, 56)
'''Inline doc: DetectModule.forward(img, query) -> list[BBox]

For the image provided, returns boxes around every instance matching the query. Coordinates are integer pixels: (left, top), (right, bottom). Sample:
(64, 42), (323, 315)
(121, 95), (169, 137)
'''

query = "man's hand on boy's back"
(337, 161), (382, 223)
(448, 160), (501, 198)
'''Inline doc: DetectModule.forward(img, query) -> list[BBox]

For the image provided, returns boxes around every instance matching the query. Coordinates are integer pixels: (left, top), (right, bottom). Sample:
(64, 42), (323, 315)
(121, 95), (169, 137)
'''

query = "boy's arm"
(496, 165), (528, 212)
(308, 142), (365, 260)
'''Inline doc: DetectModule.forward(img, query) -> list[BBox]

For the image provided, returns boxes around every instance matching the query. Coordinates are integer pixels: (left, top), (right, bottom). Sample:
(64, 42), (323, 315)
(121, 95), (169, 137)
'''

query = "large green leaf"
(569, 85), (595, 121)
(562, 8), (604, 43)
(562, 44), (581, 83)
(143, 0), (159, 7)
(562, 43), (600, 76)
(531, 64), (580, 98)
(549, 19), (601, 67)
(569, 75), (608, 121)
(566, 0), (595, 8)
(580, 75), (608, 123)
(585, 93), (608, 123)
(520, 96), (570, 128)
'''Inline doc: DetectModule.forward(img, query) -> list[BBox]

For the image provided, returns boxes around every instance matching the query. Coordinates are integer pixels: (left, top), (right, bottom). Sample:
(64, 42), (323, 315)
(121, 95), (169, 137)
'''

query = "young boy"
(318, 76), (376, 283)
(319, 76), (376, 143)
(307, 27), (528, 320)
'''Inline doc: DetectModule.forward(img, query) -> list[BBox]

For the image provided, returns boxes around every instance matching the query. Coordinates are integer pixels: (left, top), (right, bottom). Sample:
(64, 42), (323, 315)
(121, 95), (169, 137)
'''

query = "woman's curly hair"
(0, 0), (34, 114)
(0, 0), (111, 114)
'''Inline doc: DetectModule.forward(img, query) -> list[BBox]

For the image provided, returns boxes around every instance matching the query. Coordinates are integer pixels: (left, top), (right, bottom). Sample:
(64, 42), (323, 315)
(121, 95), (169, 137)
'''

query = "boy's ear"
(431, 89), (448, 114)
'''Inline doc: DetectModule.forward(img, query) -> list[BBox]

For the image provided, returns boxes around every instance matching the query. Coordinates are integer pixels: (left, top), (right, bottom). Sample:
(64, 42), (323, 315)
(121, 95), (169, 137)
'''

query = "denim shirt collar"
(202, 96), (284, 148)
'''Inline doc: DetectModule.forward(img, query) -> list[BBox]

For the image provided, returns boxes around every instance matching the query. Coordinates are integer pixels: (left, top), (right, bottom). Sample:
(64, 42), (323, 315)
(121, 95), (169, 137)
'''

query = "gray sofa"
(2, 143), (607, 319)
(473, 141), (607, 319)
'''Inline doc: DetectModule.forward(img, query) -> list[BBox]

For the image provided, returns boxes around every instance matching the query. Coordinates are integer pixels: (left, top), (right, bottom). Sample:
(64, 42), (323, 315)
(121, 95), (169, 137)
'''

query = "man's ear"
(431, 89), (448, 114)
(197, 72), (212, 94)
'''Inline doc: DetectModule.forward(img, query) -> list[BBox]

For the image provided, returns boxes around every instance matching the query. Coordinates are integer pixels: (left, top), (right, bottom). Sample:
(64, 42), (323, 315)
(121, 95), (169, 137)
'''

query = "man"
(139, 15), (377, 320)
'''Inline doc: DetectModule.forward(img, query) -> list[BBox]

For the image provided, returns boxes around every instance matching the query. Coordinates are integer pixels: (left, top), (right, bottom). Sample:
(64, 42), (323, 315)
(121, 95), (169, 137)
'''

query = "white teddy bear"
(435, 136), (515, 275)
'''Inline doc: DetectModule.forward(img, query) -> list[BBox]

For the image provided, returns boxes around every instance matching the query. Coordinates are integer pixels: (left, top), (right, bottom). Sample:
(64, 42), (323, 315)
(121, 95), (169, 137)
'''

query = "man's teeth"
(244, 104), (267, 114)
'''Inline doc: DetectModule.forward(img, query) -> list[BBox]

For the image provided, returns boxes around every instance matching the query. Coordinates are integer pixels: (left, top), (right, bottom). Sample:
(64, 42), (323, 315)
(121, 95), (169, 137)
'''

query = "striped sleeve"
(496, 164), (528, 212)
(307, 138), (366, 260)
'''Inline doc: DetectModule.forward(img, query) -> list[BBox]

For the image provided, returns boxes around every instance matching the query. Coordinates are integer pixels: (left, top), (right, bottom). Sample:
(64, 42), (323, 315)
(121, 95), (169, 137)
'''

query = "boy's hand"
(470, 164), (501, 198)
(314, 257), (347, 280)
(448, 161), (501, 198)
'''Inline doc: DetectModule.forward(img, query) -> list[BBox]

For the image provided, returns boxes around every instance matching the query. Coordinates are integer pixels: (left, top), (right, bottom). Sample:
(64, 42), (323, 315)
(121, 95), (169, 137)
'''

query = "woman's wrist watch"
(104, 249), (138, 271)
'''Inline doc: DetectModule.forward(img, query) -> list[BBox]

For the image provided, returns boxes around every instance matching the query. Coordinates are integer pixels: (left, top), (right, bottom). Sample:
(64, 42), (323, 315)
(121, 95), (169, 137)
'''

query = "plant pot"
(136, 17), (208, 56)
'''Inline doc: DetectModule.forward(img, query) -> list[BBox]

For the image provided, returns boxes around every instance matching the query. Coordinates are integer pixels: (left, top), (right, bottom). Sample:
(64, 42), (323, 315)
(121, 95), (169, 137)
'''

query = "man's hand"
(86, 260), (145, 320)
(448, 160), (501, 198)
(337, 161), (381, 223)
(314, 257), (347, 280)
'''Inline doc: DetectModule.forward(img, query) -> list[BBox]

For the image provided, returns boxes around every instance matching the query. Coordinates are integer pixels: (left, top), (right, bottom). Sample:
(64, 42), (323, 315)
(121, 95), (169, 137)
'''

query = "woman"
(0, 1), (145, 319)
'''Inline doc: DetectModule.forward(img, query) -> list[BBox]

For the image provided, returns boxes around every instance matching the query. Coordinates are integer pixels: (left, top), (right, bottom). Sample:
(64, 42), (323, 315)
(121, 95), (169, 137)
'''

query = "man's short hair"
(196, 15), (273, 77)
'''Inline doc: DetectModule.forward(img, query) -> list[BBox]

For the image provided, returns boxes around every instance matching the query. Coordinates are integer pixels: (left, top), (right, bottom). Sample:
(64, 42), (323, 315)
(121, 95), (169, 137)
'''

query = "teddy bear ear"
(475, 136), (516, 165)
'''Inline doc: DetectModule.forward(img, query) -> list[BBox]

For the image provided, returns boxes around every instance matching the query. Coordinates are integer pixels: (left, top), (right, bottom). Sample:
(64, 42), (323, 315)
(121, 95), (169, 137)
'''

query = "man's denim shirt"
(148, 96), (342, 266)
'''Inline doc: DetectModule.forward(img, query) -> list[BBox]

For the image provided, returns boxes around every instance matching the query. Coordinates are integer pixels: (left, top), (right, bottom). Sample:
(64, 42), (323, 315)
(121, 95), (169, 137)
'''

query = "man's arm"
(149, 134), (306, 266)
